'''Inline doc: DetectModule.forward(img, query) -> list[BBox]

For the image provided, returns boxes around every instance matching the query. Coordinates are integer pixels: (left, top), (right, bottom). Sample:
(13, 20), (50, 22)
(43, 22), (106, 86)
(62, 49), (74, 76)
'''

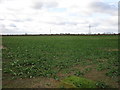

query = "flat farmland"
(2, 35), (119, 88)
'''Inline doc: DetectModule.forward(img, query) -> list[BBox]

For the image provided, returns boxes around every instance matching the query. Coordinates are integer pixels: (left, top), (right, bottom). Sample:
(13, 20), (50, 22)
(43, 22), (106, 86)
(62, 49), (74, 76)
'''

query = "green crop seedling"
(2, 35), (119, 88)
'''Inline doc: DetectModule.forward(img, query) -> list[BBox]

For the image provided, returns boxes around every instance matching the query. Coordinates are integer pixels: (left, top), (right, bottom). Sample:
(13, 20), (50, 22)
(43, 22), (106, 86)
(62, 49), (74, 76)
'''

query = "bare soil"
(98, 48), (119, 52)
(84, 69), (119, 88)
(3, 76), (60, 88)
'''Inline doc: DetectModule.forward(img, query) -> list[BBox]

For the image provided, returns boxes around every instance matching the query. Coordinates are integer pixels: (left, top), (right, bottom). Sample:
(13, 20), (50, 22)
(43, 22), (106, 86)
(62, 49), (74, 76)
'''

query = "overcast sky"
(0, 0), (119, 34)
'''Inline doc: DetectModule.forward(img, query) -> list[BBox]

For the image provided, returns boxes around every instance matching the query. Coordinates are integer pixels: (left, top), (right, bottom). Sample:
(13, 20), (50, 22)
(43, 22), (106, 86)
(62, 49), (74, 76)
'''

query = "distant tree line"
(1, 33), (120, 36)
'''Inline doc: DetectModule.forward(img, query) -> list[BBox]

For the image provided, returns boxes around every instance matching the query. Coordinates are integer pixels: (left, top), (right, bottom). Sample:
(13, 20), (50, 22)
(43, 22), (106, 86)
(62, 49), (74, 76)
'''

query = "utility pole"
(88, 24), (91, 34)
(50, 28), (51, 34)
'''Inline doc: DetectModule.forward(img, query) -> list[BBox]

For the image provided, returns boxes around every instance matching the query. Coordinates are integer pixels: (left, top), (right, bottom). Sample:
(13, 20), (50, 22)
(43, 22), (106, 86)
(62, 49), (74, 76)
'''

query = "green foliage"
(60, 76), (96, 88)
(96, 63), (110, 71)
(74, 71), (84, 76)
(95, 81), (110, 88)
(106, 68), (120, 77)
(2, 35), (119, 80)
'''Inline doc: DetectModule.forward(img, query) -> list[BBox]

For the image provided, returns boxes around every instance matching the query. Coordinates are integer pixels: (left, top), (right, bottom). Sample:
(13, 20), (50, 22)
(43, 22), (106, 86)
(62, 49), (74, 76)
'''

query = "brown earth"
(98, 48), (119, 52)
(2, 61), (119, 88)
(3, 76), (60, 88)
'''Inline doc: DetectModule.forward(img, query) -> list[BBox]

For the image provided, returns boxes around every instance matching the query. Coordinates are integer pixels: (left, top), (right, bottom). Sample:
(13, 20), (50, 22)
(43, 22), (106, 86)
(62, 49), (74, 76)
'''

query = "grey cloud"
(0, 0), (15, 4)
(9, 24), (16, 27)
(89, 22), (100, 27)
(47, 21), (81, 26)
(1, 28), (25, 35)
(90, 2), (117, 15)
(51, 22), (66, 25)
(0, 24), (7, 34)
(0, 19), (30, 23)
(0, 0), (2, 3)
(0, 23), (25, 34)
(12, 18), (32, 22)
(12, 19), (24, 22)
(33, 2), (43, 9)
(0, 24), (5, 30)
(25, 18), (32, 21)
(65, 22), (78, 25)
(45, 2), (58, 8)
(33, 1), (58, 9)
(0, 19), (4, 21)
